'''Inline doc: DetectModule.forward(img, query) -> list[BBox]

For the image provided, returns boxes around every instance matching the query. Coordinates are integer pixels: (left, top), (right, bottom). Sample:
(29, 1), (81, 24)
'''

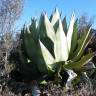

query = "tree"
(0, 0), (23, 73)
(0, 0), (23, 36)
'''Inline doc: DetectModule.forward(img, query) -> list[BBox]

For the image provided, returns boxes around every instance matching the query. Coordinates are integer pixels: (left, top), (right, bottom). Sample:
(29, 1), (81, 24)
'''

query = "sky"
(16, 0), (96, 30)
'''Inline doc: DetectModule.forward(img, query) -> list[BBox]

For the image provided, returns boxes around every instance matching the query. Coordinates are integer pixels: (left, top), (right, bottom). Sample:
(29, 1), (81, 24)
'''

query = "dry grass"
(0, 77), (96, 96)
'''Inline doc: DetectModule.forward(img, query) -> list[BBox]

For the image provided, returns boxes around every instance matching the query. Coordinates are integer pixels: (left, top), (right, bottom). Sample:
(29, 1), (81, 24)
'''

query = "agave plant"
(19, 9), (95, 88)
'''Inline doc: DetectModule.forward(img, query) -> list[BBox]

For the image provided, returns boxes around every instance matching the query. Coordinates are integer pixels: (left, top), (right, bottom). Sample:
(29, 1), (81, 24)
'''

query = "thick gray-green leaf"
(64, 52), (94, 71)
(69, 20), (78, 59)
(39, 40), (55, 71)
(50, 8), (60, 26)
(67, 13), (75, 52)
(73, 27), (91, 61)
(38, 13), (55, 42)
(29, 19), (38, 42)
(23, 27), (38, 61)
(45, 14), (55, 42)
(40, 37), (55, 58)
(54, 19), (69, 62)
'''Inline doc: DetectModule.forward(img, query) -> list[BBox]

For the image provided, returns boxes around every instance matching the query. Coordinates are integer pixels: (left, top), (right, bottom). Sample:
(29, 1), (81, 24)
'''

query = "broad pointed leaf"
(54, 19), (69, 62)
(50, 8), (60, 26)
(39, 40), (55, 71)
(38, 13), (55, 42)
(29, 19), (38, 42)
(40, 37), (55, 58)
(64, 52), (94, 71)
(73, 27), (91, 61)
(23, 27), (39, 61)
(69, 20), (78, 59)
(67, 13), (75, 52)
